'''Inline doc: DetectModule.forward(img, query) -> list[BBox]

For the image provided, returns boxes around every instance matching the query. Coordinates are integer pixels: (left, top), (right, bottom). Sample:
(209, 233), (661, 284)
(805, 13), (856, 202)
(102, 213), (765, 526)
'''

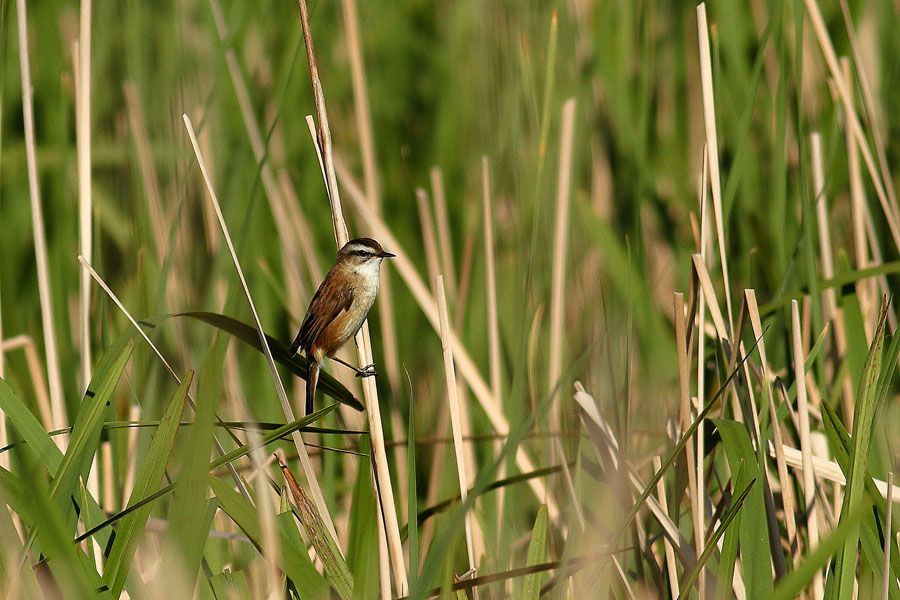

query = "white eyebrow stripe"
(346, 243), (378, 254)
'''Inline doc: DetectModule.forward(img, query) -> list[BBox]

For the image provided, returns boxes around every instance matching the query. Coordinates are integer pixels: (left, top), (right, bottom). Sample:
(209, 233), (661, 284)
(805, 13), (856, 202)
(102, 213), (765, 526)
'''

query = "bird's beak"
(379, 251), (396, 258)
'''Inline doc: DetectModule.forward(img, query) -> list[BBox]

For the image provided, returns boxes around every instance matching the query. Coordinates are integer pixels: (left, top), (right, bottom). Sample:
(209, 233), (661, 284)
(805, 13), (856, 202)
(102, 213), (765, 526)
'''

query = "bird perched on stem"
(289, 237), (394, 414)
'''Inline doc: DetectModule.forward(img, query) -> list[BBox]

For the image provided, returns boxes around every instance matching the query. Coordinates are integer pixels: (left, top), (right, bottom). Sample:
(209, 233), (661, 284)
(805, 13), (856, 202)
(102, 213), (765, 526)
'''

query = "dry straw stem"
(435, 275), (477, 572)
(182, 115), (340, 544)
(16, 0), (66, 437)
(123, 82), (166, 260)
(791, 299), (824, 599)
(75, 0), (93, 392)
(837, 0), (898, 210)
(696, 3), (734, 332)
(548, 98), (576, 414)
(802, 0), (900, 251)
(481, 157), (502, 405)
(416, 189), (443, 293)
(341, 0), (401, 398)
(294, 0), (406, 591)
(694, 145), (710, 600)
(335, 160), (560, 520)
(653, 455), (680, 599)
(430, 167), (458, 301)
(810, 133), (837, 322)
(745, 290), (799, 558)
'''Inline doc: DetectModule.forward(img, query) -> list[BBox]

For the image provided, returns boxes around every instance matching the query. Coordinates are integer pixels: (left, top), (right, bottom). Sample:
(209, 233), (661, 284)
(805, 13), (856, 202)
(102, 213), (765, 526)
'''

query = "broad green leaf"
(834, 303), (889, 599)
(522, 504), (549, 600)
(168, 337), (225, 588)
(713, 419), (773, 600)
(347, 449), (379, 600)
(106, 372), (193, 596)
(0, 377), (62, 471)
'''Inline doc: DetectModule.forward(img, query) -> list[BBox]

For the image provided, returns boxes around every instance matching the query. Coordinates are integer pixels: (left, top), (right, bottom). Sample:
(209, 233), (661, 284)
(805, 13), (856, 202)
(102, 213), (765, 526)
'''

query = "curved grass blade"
(522, 504), (549, 600)
(174, 311), (363, 411)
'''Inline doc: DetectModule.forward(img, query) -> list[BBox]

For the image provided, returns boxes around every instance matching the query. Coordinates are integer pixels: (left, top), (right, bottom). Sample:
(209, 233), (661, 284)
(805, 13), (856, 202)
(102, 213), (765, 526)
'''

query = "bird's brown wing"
(289, 273), (354, 355)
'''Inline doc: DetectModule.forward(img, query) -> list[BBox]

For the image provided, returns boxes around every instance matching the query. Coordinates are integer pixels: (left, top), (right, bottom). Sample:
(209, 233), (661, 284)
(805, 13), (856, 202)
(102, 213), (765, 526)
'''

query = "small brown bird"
(289, 237), (394, 414)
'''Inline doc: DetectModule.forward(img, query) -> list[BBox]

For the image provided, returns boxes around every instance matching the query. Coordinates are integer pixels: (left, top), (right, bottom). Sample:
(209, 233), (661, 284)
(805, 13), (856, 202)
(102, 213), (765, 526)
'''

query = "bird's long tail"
(306, 360), (320, 415)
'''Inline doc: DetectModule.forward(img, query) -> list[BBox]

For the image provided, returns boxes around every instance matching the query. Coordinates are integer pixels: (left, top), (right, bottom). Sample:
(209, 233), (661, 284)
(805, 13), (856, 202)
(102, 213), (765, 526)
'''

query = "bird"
(289, 237), (394, 414)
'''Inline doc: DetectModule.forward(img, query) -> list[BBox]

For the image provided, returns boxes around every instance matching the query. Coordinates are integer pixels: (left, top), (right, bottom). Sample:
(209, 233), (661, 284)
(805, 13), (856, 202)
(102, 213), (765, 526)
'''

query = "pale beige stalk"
(416, 188), (443, 293)
(435, 275), (477, 571)
(884, 471), (894, 600)
(16, 0), (66, 438)
(548, 98), (576, 414)
(294, 0), (406, 589)
(430, 167), (457, 301)
(76, 0), (93, 392)
(696, 3), (734, 330)
(653, 455), (680, 599)
(792, 299), (823, 599)
(0, 336), (52, 429)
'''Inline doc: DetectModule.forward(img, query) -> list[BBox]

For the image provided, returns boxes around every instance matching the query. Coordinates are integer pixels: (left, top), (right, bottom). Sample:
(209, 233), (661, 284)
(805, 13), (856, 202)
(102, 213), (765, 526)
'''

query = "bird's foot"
(355, 363), (378, 378)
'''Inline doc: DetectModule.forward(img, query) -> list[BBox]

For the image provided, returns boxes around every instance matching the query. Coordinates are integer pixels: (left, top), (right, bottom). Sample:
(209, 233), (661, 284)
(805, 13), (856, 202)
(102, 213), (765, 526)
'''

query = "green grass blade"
(0, 377), (63, 471)
(713, 419), (774, 599)
(347, 447), (379, 600)
(522, 504), (549, 600)
(166, 337), (225, 588)
(105, 371), (193, 596)
(834, 302), (889, 599)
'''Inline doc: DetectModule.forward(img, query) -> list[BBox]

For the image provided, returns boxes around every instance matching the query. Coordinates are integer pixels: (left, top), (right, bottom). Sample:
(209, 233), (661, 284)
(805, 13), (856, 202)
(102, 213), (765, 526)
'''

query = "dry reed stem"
(340, 0), (401, 399)
(695, 144), (710, 600)
(335, 160), (560, 520)
(481, 157), (502, 403)
(674, 293), (700, 570)
(76, 0), (93, 392)
(435, 275), (477, 572)
(548, 98), (576, 415)
(810, 133), (837, 322)
(653, 455), (680, 599)
(0, 283), (6, 470)
(123, 405), (141, 503)
(183, 115), (340, 545)
(416, 189), (443, 293)
(771, 444), (900, 501)
(884, 471), (894, 600)
(249, 435), (282, 597)
(0, 335), (52, 428)
(294, 1), (405, 590)
(480, 156), (506, 533)
(430, 167), (457, 301)
(16, 0), (66, 438)
(696, 3), (734, 331)
(802, 0), (900, 251)
(691, 255), (730, 343)
(101, 441), (114, 513)
(791, 299), (824, 599)
(837, 0), (897, 210)
(123, 82), (167, 260)
(745, 290), (799, 559)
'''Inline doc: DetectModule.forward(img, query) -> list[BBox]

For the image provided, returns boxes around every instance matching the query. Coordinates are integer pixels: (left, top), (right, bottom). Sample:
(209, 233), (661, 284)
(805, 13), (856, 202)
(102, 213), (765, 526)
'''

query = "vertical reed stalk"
(696, 3), (734, 331)
(547, 98), (576, 416)
(791, 299), (824, 599)
(435, 275), (477, 572)
(430, 167), (457, 301)
(16, 0), (67, 438)
(294, 1), (407, 590)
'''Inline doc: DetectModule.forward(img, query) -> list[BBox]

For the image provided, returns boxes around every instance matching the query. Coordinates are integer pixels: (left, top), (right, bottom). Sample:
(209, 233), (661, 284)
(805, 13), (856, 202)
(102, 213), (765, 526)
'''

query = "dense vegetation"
(0, 0), (898, 598)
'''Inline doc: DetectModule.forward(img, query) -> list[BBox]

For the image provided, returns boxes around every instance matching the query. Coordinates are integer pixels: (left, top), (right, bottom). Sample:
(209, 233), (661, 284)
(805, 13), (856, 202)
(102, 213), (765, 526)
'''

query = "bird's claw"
(355, 364), (378, 378)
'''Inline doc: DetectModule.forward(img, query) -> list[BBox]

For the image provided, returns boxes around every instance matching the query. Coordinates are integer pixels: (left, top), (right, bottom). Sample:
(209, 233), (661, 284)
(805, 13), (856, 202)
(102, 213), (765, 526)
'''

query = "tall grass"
(0, 0), (898, 598)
